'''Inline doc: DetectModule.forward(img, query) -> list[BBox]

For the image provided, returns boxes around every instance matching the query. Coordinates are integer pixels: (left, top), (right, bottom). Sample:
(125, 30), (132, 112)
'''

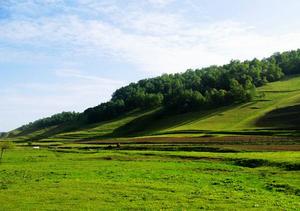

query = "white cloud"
(147, 0), (175, 6)
(1, 9), (300, 75)
(55, 69), (124, 84)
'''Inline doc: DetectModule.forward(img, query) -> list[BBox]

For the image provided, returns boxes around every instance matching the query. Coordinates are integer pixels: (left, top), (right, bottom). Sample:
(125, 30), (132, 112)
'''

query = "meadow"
(0, 147), (299, 210)
(1, 67), (300, 210)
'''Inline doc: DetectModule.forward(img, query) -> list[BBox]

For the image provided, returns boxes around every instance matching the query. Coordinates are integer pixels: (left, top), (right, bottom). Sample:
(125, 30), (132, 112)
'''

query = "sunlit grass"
(0, 148), (299, 210)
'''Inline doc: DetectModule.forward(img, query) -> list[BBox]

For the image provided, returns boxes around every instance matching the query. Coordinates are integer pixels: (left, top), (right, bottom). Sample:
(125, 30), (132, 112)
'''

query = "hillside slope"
(159, 76), (300, 134)
(106, 76), (300, 138)
(5, 75), (300, 145)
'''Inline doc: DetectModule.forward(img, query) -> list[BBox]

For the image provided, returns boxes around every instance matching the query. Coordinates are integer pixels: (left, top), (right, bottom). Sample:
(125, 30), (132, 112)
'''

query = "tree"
(205, 88), (228, 106)
(0, 141), (14, 163)
(140, 93), (164, 109)
(164, 89), (205, 112)
(228, 79), (250, 102)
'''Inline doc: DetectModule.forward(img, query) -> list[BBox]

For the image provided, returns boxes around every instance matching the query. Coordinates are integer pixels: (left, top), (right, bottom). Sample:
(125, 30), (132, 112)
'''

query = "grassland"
(1, 77), (300, 210)
(0, 148), (299, 210)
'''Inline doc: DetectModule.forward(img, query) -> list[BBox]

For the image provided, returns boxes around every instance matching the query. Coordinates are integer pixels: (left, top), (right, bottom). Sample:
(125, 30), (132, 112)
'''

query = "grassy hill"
(153, 75), (300, 135)
(93, 75), (300, 138)
(4, 75), (300, 146)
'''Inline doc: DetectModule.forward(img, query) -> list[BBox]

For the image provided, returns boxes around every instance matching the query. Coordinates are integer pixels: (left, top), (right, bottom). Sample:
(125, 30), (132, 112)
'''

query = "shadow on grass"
(111, 104), (243, 137)
(256, 104), (300, 129)
(233, 158), (300, 171)
(17, 109), (147, 143)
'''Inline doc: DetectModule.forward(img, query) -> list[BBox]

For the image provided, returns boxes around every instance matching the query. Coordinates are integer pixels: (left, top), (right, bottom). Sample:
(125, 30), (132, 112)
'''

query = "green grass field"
(1, 76), (300, 210)
(0, 148), (299, 210)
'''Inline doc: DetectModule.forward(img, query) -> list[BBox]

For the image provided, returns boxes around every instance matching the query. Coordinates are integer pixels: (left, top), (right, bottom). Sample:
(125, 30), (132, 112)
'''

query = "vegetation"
(0, 132), (7, 138)
(17, 112), (81, 132)
(0, 141), (14, 163)
(0, 148), (299, 210)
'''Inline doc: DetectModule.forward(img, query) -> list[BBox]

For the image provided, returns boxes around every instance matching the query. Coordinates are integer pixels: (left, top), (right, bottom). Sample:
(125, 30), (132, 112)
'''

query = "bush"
(0, 141), (14, 163)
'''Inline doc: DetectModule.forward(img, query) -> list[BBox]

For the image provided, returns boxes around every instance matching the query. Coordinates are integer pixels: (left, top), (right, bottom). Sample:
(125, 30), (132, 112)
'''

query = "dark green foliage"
(205, 88), (229, 106)
(164, 89), (205, 112)
(0, 133), (7, 138)
(271, 49), (300, 75)
(228, 79), (254, 102)
(141, 93), (164, 109)
(20, 112), (81, 131)
(84, 100), (126, 123)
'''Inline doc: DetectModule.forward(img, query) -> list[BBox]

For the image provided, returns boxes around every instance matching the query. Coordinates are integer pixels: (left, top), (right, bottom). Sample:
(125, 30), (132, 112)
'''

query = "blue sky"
(1, 0), (300, 131)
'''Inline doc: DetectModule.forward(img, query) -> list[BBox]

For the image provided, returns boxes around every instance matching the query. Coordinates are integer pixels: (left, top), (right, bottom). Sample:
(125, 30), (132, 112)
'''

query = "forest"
(19, 112), (81, 130)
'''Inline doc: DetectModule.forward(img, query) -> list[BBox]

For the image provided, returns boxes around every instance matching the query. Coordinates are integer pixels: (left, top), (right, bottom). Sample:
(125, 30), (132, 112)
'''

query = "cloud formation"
(1, 1), (300, 75)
